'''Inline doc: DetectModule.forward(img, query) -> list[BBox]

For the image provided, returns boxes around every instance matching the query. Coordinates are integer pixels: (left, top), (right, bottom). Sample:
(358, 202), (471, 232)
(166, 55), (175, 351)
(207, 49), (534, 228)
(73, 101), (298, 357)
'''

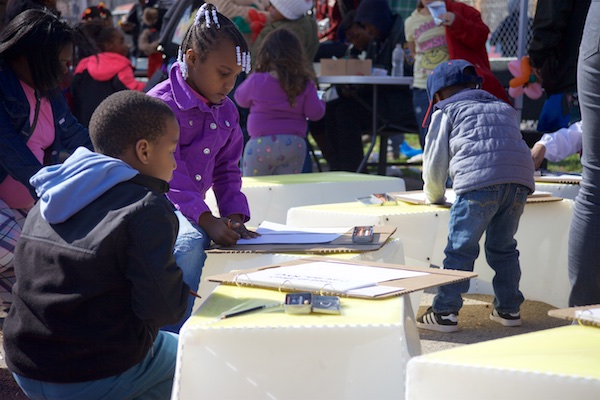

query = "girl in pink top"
(72, 22), (146, 127)
(235, 28), (325, 176)
(0, 10), (92, 312)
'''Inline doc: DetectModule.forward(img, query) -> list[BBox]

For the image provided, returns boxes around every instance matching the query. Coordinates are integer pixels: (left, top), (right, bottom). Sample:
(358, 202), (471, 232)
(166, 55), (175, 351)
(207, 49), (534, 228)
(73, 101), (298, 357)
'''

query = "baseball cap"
(422, 59), (483, 128)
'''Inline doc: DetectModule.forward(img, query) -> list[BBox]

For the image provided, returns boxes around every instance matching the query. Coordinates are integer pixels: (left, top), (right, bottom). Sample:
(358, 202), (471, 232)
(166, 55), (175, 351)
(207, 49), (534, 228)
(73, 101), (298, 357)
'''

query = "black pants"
(325, 96), (371, 171)
(324, 86), (418, 172)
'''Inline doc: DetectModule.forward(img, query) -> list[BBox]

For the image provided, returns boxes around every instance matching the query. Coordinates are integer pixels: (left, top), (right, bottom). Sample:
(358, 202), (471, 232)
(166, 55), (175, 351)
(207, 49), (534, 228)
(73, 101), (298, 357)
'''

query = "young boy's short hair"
(89, 91), (176, 157)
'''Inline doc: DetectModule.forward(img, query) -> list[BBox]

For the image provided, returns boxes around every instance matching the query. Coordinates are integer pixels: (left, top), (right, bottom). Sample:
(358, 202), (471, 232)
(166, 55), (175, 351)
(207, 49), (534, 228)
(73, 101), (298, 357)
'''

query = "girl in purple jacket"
(147, 3), (259, 332)
(235, 28), (325, 176)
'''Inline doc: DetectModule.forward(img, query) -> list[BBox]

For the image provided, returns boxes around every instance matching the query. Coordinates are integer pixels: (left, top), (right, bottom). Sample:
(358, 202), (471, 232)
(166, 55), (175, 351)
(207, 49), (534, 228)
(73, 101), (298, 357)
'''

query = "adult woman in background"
(568, 0), (600, 307)
(0, 9), (93, 311)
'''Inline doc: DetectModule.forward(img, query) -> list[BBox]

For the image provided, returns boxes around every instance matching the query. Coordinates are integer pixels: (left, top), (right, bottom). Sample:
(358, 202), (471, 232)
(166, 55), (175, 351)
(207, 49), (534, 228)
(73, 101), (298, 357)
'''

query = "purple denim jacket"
(147, 64), (250, 224)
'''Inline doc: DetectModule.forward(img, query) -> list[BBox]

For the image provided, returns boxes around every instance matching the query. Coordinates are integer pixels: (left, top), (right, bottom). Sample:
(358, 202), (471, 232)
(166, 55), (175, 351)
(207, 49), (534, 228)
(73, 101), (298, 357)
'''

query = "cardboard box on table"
(320, 58), (373, 76)
(173, 258), (476, 400)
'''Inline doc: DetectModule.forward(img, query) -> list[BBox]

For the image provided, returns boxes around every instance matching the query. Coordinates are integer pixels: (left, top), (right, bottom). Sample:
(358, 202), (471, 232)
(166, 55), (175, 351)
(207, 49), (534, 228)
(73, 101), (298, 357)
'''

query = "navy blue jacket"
(0, 59), (92, 198)
(4, 173), (189, 383)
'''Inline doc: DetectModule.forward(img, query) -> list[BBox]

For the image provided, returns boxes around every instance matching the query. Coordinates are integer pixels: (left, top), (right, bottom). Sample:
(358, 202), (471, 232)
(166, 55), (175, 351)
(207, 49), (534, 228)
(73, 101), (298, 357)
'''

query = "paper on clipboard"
(237, 221), (351, 245)
(391, 189), (561, 206)
(347, 285), (405, 297)
(207, 257), (477, 299)
(534, 171), (582, 184)
(234, 260), (427, 294)
(548, 304), (600, 327)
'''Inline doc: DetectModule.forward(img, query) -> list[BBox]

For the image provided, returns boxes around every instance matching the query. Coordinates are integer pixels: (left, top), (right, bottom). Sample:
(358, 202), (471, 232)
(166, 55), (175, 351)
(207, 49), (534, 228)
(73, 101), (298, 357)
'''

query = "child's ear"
(134, 139), (151, 165)
(186, 48), (197, 65)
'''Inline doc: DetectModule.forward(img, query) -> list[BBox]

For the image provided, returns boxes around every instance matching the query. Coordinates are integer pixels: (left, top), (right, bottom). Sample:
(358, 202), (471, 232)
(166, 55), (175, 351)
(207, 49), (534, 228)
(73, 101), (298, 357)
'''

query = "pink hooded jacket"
(74, 52), (145, 91)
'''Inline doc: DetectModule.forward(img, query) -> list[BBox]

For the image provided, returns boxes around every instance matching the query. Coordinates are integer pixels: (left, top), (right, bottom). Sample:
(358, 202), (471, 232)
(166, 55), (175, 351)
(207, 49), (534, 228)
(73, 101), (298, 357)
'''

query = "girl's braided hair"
(178, 3), (251, 78)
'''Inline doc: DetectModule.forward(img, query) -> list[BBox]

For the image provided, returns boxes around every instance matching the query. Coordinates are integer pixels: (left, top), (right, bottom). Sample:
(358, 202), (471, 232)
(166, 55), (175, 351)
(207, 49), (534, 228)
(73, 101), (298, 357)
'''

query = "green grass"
(546, 154), (582, 173)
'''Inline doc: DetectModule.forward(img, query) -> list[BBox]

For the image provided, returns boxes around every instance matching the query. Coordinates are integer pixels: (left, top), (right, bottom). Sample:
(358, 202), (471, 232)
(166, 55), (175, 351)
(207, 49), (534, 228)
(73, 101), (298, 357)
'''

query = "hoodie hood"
(30, 147), (138, 224)
(75, 52), (133, 82)
(355, 0), (393, 39)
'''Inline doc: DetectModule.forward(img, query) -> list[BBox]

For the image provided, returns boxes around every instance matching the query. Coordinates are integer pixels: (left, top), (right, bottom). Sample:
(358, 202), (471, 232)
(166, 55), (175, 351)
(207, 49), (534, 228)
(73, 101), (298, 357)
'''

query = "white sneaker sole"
(489, 313), (522, 327)
(416, 321), (459, 333)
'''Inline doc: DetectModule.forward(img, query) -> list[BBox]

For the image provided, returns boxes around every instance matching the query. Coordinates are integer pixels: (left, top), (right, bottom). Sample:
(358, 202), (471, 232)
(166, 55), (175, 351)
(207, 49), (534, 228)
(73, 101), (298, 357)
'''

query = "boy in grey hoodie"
(417, 60), (535, 333)
(3, 91), (189, 399)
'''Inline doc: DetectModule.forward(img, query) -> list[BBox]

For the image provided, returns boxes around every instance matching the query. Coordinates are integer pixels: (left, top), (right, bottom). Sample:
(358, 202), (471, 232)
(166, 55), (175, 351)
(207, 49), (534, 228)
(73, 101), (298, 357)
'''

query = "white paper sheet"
(235, 261), (428, 293)
(393, 189), (553, 205)
(346, 285), (405, 297)
(575, 308), (600, 324)
(237, 221), (352, 245)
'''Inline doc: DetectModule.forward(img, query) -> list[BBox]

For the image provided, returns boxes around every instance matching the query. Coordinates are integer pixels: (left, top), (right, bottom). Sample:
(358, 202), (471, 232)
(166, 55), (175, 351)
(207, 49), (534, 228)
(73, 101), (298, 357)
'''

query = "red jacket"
(444, 0), (511, 104)
(74, 52), (145, 91)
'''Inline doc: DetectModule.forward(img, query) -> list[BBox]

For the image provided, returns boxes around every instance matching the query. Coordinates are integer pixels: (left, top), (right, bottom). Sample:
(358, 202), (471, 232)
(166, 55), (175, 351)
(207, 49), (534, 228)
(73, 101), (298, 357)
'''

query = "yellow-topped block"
(406, 325), (600, 400)
(173, 284), (421, 400)
(205, 171), (406, 225)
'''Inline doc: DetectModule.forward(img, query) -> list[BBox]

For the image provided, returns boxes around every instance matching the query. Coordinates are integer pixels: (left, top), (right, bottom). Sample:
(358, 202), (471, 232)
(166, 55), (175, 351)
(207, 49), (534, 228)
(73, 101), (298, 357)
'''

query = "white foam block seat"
(205, 171), (406, 225)
(173, 284), (422, 400)
(405, 325), (600, 400)
(287, 199), (574, 308)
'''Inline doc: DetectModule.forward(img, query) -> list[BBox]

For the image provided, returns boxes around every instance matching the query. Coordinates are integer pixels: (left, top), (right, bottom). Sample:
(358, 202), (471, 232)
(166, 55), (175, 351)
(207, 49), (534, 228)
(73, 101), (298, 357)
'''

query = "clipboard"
(207, 226), (397, 254)
(534, 174), (582, 184)
(206, 257), (477, 299)
(548, 305), (600, 327)
(390, 189), (563, 206)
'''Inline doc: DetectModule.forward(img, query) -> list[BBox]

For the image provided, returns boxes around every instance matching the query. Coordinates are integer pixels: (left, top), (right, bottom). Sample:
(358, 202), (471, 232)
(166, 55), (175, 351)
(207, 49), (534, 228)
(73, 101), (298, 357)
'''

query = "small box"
(352, 226), (374, 243)
(312, 295), (341, 315)
(356, 193), (397, 206)
(346, 59), (372, 76)
(320, 59), (347, 76)
(284, 292), (313, 314)
(320, 58), (373, 76)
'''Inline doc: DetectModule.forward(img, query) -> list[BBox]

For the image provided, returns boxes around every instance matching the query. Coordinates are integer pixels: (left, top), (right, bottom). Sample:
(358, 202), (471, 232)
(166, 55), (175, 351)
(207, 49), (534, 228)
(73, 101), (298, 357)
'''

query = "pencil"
(190, 290), (202, 299)
(220, 303), (280, 320)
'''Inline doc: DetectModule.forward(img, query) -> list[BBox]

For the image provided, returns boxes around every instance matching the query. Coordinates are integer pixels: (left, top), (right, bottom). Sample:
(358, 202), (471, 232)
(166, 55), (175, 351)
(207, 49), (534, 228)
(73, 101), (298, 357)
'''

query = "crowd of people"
(0, 0), (598, 398)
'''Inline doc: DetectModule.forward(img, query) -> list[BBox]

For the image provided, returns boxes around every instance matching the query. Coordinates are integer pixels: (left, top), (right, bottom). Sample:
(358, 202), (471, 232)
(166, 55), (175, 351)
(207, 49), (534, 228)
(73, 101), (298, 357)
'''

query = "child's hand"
(439, 12), (456, 26)
(226, 216), (261, 239)
(531, 143), (547, 170)
(199, 214), (241, 246)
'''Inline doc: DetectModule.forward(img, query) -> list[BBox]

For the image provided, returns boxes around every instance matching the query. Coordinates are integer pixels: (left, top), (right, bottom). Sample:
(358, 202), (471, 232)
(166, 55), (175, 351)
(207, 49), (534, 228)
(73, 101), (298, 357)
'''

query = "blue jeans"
(569, 2), (600, 307)
(13, 331), (179, 400)
(162, 211), (209, 333)
(432, 184), (528, 314)
(412, 88), (429, 149)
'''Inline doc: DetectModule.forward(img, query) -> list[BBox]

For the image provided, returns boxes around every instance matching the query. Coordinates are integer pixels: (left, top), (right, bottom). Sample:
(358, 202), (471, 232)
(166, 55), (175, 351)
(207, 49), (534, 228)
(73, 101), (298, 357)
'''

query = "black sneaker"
(489, 309), (521, 327)
(416, 307), (458, 333)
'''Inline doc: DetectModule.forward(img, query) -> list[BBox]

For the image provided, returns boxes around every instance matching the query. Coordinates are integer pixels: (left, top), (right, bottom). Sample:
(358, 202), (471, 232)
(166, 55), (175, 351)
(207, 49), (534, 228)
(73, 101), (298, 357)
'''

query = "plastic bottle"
(391, 43), (404, 77)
